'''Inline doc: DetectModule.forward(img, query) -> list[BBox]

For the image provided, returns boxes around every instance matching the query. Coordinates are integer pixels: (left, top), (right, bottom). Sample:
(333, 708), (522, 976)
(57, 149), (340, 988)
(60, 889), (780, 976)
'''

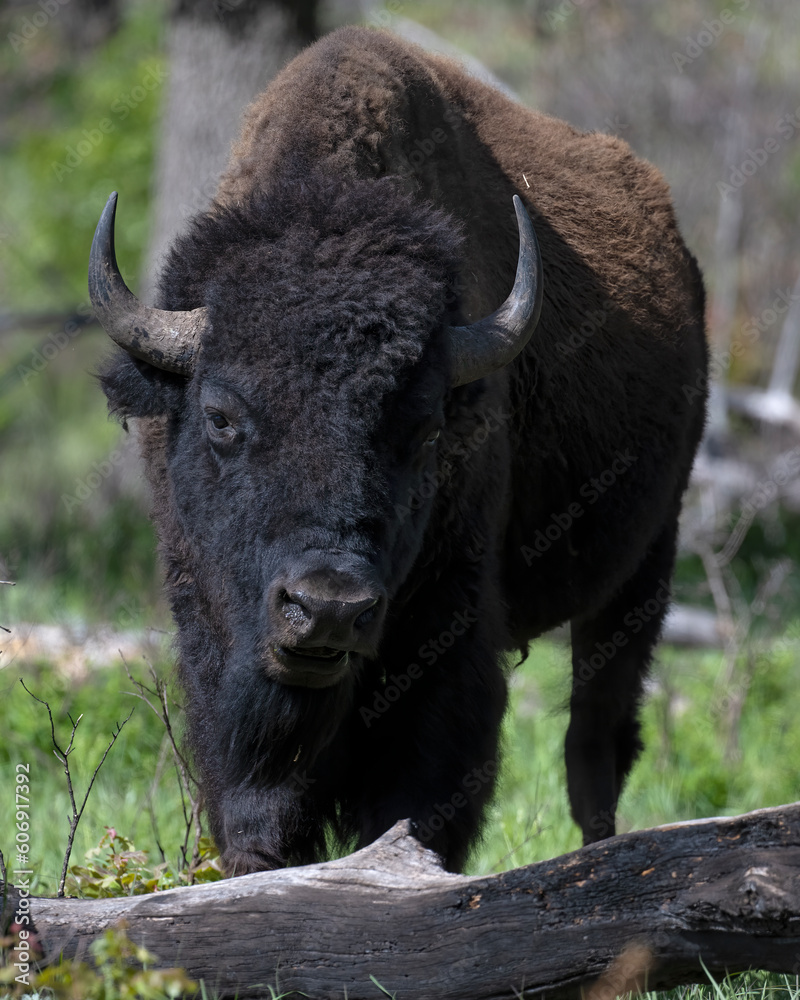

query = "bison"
(90, 26), (708, 874)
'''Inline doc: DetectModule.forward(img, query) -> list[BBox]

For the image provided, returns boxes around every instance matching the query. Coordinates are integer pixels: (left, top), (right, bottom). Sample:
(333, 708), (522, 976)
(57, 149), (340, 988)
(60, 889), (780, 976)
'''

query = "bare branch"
(120, 655), (203, 875)
(57, 711), (134, 897)
(20, 680), (133, 897)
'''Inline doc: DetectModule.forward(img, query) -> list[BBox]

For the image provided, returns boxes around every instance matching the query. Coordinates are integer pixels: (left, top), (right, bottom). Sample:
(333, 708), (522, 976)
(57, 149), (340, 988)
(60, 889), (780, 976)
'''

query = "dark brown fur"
(104, 27), (707, 872)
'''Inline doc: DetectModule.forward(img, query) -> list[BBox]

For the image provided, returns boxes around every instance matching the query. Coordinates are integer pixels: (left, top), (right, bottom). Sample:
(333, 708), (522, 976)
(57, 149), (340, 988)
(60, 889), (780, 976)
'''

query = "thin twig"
(19, 679), (133, 897)
(121, 656), (203, 876)
(145, 733), (172, 865)
(121, 656), (195, 782)
(722, 559), (793, 761)
(0, 580), (13, 639)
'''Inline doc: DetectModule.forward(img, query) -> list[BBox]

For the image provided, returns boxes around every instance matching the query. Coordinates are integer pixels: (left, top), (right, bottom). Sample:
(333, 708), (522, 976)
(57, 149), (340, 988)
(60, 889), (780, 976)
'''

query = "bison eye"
(205, 409), (237, 446)
(209, 412), (230, 430)
(424, 429), (441, 447)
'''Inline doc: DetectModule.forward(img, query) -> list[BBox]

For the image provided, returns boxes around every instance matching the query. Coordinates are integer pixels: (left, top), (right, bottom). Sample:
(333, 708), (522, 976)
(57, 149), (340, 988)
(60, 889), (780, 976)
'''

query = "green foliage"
(1, 924), (197, 999)
(0, 331), (162, 625)
(0, 3), (166, 312)
(0, 0), (167, 625)
(0, 659), (189, 896)
(67, 827), (223, 898)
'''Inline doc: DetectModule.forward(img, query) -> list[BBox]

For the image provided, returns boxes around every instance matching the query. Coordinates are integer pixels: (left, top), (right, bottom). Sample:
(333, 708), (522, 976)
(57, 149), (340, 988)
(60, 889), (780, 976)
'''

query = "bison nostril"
(274, 578), (385, 651)
(280, 589), (311, 626)
(354, 602), (377, 629)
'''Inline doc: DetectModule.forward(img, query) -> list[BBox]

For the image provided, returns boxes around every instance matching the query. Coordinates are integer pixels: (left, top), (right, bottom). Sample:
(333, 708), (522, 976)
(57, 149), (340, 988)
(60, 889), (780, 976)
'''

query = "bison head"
(93, 174), (540, 791)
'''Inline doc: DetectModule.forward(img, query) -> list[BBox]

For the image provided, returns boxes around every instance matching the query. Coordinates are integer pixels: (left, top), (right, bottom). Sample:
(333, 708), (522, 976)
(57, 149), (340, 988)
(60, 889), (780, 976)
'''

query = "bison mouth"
(268, 644), (353, 688)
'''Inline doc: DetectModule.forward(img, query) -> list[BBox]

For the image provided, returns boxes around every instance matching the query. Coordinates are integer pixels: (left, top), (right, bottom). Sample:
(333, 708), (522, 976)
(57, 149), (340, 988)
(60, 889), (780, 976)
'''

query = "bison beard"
(198, 661), (357, 872)
(92, 27), (708, 876)
(216, 661), (356, 790)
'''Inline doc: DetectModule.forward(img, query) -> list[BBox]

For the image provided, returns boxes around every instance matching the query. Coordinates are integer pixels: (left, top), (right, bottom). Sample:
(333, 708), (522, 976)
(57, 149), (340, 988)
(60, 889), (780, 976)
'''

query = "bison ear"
(98, 349), (187, 423)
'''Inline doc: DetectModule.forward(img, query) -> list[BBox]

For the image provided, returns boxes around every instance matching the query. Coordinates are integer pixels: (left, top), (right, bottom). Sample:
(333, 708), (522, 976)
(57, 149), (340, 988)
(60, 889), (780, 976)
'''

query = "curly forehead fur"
(159, 172), (464, 403)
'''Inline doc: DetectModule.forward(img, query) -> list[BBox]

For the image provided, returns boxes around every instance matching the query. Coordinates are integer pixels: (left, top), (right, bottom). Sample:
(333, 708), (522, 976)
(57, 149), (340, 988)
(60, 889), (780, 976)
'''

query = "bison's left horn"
(89, 192), (207, 375)
(448, 194), (543, 387)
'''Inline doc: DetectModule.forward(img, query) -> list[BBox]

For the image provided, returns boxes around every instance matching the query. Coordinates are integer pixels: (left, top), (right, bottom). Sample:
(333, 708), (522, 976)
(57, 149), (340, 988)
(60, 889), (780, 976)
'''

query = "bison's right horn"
(447, 194), (543, 387)
(89, 192), (206, 375)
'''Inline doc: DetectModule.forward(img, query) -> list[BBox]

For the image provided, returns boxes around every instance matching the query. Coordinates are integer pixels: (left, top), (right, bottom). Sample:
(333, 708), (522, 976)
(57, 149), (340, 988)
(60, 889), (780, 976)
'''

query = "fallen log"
(4, 803), (800, 999)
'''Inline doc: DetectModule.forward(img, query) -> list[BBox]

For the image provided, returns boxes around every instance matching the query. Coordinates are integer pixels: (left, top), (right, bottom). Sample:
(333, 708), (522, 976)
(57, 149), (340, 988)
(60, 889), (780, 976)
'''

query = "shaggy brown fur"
(102, 27), (707, 873)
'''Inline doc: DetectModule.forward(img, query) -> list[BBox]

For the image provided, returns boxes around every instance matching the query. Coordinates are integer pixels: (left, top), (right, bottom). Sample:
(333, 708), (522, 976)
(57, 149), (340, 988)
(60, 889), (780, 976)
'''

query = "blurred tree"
(141, 0), (318, 297)
(58, 0), (122, 51)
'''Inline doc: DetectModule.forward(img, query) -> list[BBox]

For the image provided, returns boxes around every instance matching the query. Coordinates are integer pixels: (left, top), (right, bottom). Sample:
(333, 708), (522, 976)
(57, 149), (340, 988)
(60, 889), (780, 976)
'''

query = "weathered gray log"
(6, 803), (800, 999)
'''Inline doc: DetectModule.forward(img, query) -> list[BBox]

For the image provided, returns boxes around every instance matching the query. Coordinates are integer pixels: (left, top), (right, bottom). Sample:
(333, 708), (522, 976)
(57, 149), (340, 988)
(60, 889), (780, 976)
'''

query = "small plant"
(0, 922), (197, 999)
(67, 827), (223, 898)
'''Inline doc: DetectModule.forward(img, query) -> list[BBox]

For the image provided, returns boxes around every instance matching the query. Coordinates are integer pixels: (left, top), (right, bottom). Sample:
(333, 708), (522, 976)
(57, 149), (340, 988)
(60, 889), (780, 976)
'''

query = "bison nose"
(271, 572), (386, 654)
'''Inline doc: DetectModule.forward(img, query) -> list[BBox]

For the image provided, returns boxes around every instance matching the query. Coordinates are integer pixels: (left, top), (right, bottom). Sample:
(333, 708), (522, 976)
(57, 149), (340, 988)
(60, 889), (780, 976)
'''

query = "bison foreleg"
(350, 617), (508, 872)
(565, 515), (679, 845)
(208, 780), (326, 875)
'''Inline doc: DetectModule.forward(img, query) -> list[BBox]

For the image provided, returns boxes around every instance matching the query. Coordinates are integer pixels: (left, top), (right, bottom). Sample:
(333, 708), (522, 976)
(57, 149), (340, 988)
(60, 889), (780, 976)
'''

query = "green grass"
(1, 635), (799, 996)
(648, 973), (800, 1000)
(473, 633), (800, 874)
(0, 648), (187, 897)
(3, 631), (799, 890)
(2, 2), (799, 996)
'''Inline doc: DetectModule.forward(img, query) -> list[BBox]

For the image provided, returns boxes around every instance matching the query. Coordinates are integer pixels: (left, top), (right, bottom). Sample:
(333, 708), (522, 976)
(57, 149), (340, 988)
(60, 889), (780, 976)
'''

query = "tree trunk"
(5, 803), (800, 999)
(141, 0), (317, 299)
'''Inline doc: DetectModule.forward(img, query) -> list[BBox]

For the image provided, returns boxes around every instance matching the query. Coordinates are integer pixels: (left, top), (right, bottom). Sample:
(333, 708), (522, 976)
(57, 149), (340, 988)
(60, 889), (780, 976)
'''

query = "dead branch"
(19, 681), (132, 897)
